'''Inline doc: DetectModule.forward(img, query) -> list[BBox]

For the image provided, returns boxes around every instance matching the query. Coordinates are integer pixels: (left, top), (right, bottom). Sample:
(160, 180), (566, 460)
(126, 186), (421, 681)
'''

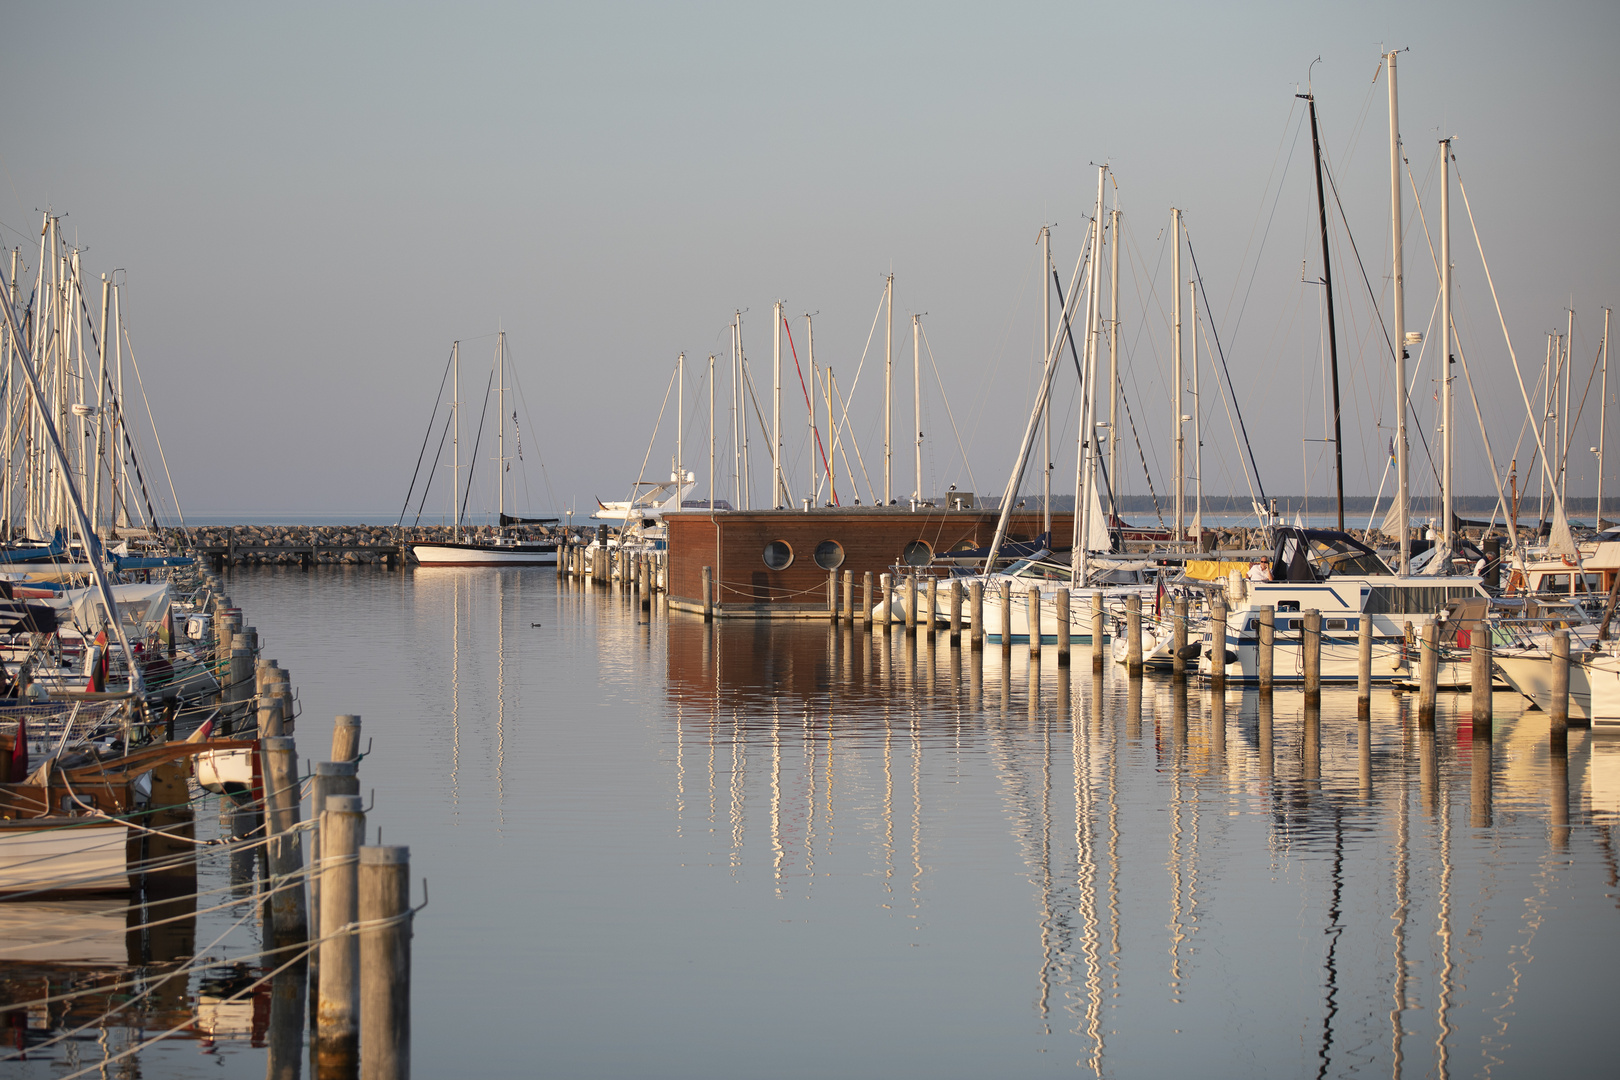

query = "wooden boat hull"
(1494, 650), (1620, 731)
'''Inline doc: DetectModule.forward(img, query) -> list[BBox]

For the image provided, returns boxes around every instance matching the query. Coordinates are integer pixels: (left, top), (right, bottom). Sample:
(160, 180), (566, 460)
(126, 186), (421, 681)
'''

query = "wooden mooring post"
(1055, 588), (1070, 665)
(862, 572), (873, 631)
(1357, 612), (1373, 718)
(1171, 596), (1188, 679)
(998, 581), (1012, 652)
(1256, 606), (1275, 693)
(261, 736), (308, 944)
(1302, 609), (1322, 705)
(949, 581), (963, 647)
(702, 567), (713, 622)
(905, 575), (918, 636)
(1091, 593), (1104, 669)
(333, 714), (362, 763)
(1418, 621), (1439, 727)
(843, 571), (854, 627)
(1210, 597), (1227, 689)
(318, 794), (366, 1069)
(1550, 629), (1570, 743)
(360, 845), (412, 1080)
(925, 577), (938, 641)
(828, 570), (839, 623)
(1027, 587), (1041, 658)
(1125, 594), (1142, 676)
(1471, 619), (1493, 730)
(968, 581), (983, 649)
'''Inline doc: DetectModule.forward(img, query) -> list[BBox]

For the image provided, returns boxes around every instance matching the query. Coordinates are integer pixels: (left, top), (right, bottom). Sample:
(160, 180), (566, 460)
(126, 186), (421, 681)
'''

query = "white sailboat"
(409, 334), (558, 567)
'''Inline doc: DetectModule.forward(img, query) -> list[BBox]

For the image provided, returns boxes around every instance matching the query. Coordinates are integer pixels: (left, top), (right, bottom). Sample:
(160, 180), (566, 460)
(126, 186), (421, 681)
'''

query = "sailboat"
(408, 334), (558, 567)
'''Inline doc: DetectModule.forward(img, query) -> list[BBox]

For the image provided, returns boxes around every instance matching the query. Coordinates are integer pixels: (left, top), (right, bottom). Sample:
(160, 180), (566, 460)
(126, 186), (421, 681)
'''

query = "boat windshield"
(1307, 535), (1392, 577)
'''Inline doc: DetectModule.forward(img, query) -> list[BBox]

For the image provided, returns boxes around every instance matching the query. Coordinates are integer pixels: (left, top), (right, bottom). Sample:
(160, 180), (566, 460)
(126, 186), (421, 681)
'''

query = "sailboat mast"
(677, 351), (685, 490)
(1075, 166), (1106, 586)
(884, 274), (893, 504)
(112, 279), (126, 529)
(452, 340), (460, 542)
(1387, 50), (1412, 575)
(1171, 207), (1184, 546)
(1601, 308), (1611, 528)
(497, 331), (505, 523)
(1191, 280), (1203, 543)
(805, 316), (816, 502)
(912, 313), (922, 501)
(1304, 90), (1346, 530)
(732, 314), (742, 511)
(1108, 206), (1121, 518)
(92, 274), (109, 532)
(1042, 224), (1052, 539)
(1564, 308), (1574, 507)
(708, 352), (715, 511)
(1440, 139), (1455, 559)
(773, 300), (783, 507)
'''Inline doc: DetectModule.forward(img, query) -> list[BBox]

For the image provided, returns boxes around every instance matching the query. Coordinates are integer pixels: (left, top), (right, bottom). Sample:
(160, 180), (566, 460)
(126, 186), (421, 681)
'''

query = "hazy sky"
(3, 1), (1616, 521)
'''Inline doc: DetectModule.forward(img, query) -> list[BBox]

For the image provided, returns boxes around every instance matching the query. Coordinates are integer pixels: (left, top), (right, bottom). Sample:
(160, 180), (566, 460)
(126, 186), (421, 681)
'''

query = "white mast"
(806, 315), (816, 502)
(884, 273), (893, 504)
(772, 300), (783, 507)
(1191, 279), (1203, 544)
(1109, 206), (1121, 515)
(1041, 224), (1052, 539)
(92, 274), (109, 532)
(708, 353), (716, 511)
(1601, 308), (1611, 528)
(1564, 308), (1575, 507)
(732, 316), (742, 511)
(912, 312), (922, 501)
(1440, 138), (1455, 561)
(451, 340), (460, 541)
(677, 351), (685, 490)
(497, 331), (505, 524)
(1387, 49), (1412, 574)
(113, 280), (127, 529)
(1075, 166), (1106, 586)
(1171, 207), (1184, 545)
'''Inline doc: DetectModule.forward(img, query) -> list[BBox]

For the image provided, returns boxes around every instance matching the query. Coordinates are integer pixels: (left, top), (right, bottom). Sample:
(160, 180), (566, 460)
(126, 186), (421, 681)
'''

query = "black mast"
(1301, 89), (1346, 531)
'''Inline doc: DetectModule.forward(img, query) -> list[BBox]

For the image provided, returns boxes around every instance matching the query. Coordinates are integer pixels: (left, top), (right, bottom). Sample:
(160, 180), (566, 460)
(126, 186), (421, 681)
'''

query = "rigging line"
(1404, 150), (1515, 529)
(1197, 311), (1262, 514)
(919, 323), (978, 495)
(399, 345), (456, 526)
(503, 353), (558, 516)
(830, 370), (875, 502)
(1182, 222), (1267, 502)
(621, 362), (679, 515)
(1117, 382), (1165, 527)
(108, 321), (176, 529)
(1222, 101), (1308, 343)
(457, 366), (496, 527)
(781, 317), (834, 502)
(829, 281), (889, 473)
(1050, 254), (1122, 536)
(413, 411), (452, 527)
(1455, 155), (1572, 541)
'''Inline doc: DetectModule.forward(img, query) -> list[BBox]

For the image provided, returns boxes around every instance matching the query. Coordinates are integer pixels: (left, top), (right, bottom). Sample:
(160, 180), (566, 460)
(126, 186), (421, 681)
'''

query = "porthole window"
(902, 540), (934, 567)
(814, 540), (844, 570)
(763, 540), (794, 570)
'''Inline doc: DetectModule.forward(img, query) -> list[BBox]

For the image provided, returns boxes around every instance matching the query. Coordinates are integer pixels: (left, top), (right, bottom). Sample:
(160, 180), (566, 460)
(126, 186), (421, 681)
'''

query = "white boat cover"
(48, 582), (172, 635)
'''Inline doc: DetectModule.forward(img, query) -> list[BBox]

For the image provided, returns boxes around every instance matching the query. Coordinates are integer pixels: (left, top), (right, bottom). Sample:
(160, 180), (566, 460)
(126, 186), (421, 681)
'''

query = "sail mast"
(773, 300), (783, 507)
(497, 331), (505, 524)
(1171, 207), (1184, 547)
(452, 340), (460, 542)
(1304, 89), (1346, 530)
(1440, 139), (1454, 561)
(1075, 166), (1106, 586)
(1191, 280), (1203, 544)
(912, 313), (922, 501)
(884, 274), (893, 504)
(1601, 308), (1611, 528)
(1042, 225), (1052, 540)
(1387, 50), (1411, 575)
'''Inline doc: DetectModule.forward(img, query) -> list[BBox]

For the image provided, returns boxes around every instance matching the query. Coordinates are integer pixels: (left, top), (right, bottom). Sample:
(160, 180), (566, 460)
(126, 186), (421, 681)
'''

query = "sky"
(3, 1), (1617, 522)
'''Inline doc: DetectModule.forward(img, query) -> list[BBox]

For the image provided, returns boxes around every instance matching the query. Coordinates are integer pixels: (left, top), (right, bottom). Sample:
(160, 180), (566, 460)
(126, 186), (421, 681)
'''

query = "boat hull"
(410, 541), (556, 567)
(1494, 650), (1620, 731)
(0, 818), (132, 894)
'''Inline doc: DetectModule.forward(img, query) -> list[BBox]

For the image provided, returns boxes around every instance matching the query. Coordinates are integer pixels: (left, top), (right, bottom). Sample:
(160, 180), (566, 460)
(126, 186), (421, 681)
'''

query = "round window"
(814, 540), (845, 570)
(763, 540), (794, 570)
(902, 540), (934, 567)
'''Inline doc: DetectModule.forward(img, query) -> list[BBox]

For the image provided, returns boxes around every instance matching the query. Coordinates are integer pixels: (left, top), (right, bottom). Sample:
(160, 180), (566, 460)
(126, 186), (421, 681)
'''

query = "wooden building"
(664, 507), (1072, 618)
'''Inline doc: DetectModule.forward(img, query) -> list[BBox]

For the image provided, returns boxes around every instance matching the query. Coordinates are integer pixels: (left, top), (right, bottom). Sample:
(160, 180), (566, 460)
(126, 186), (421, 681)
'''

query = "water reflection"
(661, 612), (1620, 1077)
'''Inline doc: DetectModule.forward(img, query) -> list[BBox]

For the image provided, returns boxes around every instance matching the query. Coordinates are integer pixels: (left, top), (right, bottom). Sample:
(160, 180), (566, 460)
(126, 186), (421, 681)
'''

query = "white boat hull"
(411, 541), (556, 567)
(1494, 650), (1620, 731)
(0, 818), (132, 894)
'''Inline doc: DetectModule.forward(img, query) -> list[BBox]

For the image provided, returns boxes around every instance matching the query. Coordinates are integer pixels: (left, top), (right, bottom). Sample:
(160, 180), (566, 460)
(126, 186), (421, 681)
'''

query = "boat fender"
(1222, 649), (1238, 666)
(1176, 641), (1203, 661)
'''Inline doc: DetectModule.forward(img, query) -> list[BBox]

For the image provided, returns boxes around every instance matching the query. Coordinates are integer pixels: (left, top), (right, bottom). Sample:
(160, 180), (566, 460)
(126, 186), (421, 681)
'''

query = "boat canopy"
(1271, 527), (1393, 581)
(51, 582), (172, 636)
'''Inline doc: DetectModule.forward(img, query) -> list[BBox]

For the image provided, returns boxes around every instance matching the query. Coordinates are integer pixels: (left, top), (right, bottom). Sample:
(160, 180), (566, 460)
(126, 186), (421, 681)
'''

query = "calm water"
(6, 566), (1618, 1078)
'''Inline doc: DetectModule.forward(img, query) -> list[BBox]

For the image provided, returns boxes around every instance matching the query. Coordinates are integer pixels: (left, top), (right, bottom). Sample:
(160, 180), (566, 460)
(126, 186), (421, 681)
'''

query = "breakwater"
(182, 523), (560, 567)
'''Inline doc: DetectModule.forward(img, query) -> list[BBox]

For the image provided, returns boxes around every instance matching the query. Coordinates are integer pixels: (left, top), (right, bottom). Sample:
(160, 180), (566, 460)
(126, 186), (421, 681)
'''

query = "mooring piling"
(1256, 606), (1275, 693)
(1091, 594), (1104, 669)
(1171, 596), (1188, 679)
(1027, 587), (1041, 658)
(359, 845), (412, 1080)
(1357, 612), (1373, 717)
(1302, 609), (1322, 705)
(1055, 588), (1070, 665)
(318, 794), (366, 1068)
(969, 581), (983, 650)
(1418, 621), (1439, 727)
(1125, 595), (1142, 676)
